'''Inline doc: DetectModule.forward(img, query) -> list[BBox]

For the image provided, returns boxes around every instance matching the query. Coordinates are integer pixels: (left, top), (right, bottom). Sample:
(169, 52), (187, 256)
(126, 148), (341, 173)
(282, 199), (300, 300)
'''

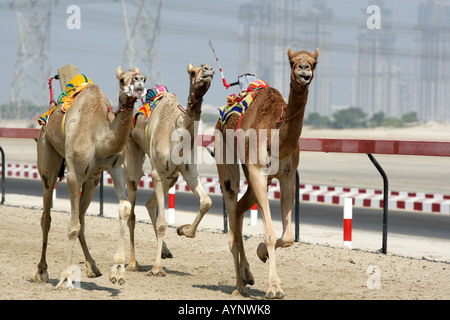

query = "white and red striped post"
(168, 185), (175, 224)
(343, 197), (353, 249)
(250, 203), (258, 226)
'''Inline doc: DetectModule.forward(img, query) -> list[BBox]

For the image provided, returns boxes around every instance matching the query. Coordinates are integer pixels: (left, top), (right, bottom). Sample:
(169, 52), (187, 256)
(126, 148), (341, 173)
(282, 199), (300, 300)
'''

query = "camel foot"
(242, 267), (255, 286)
(265, 286), (285, 300)
(34, 269), (49, 283)
(147, 265), (166, 277)
(257, 242), (268, 263)
(86, 262), (102, 278)
(162, 242), (173, 259)
(232, 286), (249, 298)
(126, 260), (142, 272)
(109, 264), (126, 285)
(176, 224), (196, 238)
(55, 267), (80, 290)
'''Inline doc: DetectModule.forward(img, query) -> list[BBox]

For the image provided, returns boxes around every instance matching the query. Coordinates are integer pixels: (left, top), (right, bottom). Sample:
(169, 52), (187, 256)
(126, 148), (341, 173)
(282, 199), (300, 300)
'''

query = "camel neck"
(118, 95), (137, 111)
(282, 85), (308, 125)
(277, 84), (309, 148)
(104, 97), (135, 155)
(186, 95), (203, 119)
(184, 88), (204, 122)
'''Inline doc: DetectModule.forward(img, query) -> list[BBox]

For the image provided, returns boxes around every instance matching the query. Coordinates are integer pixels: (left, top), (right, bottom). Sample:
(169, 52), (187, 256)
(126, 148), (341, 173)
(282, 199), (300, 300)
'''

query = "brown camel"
(124, 63), (214, 276)
(35, 67), (146, 288)
(214, 47), (318, 298)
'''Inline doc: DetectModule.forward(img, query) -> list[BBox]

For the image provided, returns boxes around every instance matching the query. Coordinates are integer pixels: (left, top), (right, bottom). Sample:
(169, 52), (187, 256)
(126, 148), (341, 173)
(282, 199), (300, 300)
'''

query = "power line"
(8, 0), (55, 119)
(121, 0), (163, 85)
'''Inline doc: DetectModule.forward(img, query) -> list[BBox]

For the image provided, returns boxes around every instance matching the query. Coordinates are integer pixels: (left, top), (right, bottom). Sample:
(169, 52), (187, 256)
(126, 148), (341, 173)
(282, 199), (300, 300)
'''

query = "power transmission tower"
(8, 0), (56, 119)
(121, 0), (163, 87)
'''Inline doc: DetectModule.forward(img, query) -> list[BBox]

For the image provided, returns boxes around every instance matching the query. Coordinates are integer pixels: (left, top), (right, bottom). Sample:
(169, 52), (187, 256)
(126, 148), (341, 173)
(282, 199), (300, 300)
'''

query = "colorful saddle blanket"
(133, 84), (169, 127)
(38, 74), (93, 125)
(217, 79), (268, 126)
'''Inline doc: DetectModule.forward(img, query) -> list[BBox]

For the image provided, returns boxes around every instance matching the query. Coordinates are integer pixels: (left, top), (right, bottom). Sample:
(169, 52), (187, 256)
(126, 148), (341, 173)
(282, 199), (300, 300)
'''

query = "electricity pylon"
(121, 0), (163, 86)
(8, 0), (56, 119)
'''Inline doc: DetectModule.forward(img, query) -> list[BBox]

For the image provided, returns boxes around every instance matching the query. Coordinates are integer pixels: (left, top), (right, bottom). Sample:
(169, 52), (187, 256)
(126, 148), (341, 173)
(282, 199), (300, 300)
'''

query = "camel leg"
(232, 165), (257, 286)
(275, 161), (296, 249)
(107, 165), (131, 285)
(218, 163), (251, 296)
(147, 169), (167, 276)
(176, 164), (212, 238)
(145, 178), (176, 260)
(125, 177), (140, 271)
(35, 131), (63, 282)
(56, 168), (83, 289)
(78, 178), (102, 278)
(247, 164), (284, 299)
(124, 140), (145, 271)
(258, 157), (298, 259)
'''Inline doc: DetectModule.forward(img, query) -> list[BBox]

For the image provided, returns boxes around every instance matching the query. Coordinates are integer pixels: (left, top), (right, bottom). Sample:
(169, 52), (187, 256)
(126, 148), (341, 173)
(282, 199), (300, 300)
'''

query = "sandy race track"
(0, 194), (449, 301)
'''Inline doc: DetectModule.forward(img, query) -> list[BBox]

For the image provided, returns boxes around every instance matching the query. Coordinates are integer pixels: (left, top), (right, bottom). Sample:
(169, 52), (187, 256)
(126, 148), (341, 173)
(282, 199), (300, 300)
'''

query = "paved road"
(2, 137), (450, 195)
(5, 177), (450, 241)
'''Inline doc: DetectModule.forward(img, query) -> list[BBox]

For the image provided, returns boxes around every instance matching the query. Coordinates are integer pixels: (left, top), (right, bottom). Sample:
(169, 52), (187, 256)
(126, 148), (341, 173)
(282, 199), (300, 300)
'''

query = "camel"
(124, 63), (214, 276)
(35, 66), (146, 288)
(214, 47), (318, 299)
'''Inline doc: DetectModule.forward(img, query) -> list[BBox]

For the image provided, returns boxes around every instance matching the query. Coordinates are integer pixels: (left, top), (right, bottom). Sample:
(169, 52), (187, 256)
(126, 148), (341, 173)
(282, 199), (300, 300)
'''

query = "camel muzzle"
(124, 83), (146, 99)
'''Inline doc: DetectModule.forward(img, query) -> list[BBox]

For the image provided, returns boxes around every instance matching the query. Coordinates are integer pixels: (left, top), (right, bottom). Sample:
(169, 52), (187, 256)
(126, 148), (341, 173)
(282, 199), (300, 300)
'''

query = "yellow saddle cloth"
(38, 74), (93, 125)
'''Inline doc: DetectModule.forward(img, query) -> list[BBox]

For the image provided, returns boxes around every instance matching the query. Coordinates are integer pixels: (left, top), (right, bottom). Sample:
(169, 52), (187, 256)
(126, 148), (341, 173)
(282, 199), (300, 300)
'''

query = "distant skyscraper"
(350, 0), (407, 118)
(238, 0), (333, 115)
(413, 0), (450, 122)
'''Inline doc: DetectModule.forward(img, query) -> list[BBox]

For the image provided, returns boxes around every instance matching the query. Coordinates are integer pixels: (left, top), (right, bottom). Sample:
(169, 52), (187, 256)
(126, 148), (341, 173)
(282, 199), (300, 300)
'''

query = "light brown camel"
(125, 63), (214, 276)
(35, 67), (146, 288)
(214, 47), (318, 299)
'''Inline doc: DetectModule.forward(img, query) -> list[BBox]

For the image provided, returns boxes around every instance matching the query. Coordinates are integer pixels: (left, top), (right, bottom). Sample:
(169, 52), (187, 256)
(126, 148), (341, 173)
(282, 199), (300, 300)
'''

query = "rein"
(108, 98), (136, 116)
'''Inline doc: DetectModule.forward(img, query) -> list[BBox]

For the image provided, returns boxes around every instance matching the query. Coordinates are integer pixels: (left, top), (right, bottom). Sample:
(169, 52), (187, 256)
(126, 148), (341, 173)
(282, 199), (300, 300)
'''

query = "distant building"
(413, 0), (450, 122)
(238, 0), (333, 115)
(350, 0), (408, 119)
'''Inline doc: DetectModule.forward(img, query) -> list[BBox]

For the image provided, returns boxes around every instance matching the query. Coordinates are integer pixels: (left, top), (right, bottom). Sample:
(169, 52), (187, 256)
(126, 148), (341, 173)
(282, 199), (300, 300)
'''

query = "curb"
(2, 163), (450, 214)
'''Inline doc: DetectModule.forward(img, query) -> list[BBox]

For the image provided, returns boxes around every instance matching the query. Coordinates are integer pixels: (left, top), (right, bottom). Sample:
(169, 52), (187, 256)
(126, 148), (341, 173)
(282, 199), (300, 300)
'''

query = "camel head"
(287, 47), (319, 88)
(116, 66), (147, 100)
(187, 63), (215, 98)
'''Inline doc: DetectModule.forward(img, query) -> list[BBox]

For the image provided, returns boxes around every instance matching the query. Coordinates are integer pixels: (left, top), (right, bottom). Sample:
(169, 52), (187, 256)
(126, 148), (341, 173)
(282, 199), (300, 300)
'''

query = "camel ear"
(287, 47), (295, 60)
(187, 63), (194, 74)
(133, 67), (140, 74)
(312, 48), (319, 60)
(116, 66), (123, 78)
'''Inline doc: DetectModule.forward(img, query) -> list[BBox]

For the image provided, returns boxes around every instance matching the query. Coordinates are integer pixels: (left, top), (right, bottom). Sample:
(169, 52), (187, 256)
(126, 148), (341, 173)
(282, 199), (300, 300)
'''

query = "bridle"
(178, 67), (203, 114)
(276, 58), (313, 123)
(109, 72), (144, 116)
(290, 58), (314, 92)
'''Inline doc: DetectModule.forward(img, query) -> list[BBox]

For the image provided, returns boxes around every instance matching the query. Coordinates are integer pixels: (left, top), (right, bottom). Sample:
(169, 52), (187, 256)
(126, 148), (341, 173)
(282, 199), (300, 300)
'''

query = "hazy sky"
(0, 0), (428, 117)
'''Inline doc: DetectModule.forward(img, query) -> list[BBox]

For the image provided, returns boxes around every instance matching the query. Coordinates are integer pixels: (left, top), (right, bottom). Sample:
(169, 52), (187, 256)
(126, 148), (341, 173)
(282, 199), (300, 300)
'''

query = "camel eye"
(120, 78), (125, 85)
(191, 71), (196, 76)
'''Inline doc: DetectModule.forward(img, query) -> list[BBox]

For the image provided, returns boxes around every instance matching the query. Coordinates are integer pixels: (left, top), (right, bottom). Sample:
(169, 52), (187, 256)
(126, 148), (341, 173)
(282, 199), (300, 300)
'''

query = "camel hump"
(251, 86), (285, 108)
